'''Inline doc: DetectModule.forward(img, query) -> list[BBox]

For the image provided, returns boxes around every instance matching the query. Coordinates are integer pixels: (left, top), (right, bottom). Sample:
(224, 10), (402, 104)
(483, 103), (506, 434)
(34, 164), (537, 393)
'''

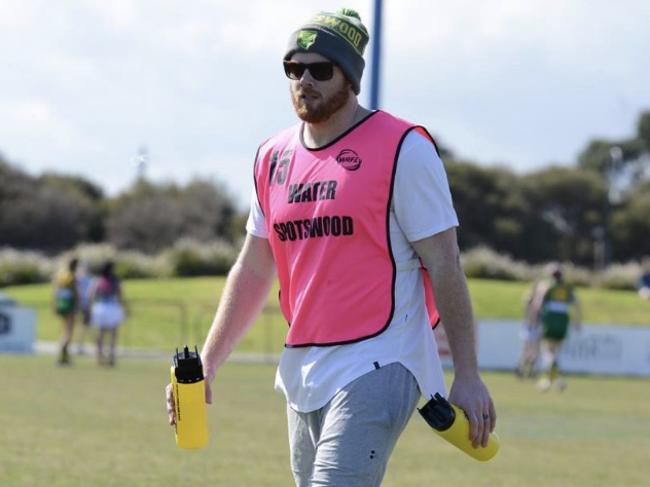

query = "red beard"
(291, 81), (351, 123)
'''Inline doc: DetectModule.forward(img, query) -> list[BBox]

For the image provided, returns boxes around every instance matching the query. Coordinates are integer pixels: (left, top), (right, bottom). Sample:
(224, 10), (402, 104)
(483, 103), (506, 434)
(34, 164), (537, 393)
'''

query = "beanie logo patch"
(297, 30), (318, 50)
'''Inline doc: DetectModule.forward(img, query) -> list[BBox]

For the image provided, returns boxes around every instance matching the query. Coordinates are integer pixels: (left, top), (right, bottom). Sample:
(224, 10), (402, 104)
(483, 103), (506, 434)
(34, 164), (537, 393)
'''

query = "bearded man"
(167, 8), (496, 486)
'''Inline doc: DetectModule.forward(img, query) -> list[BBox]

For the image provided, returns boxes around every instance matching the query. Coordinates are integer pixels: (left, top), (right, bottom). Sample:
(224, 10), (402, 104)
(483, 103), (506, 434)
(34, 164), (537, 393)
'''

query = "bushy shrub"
(115, 251), (172, 279)
(461, 246), (534, 281)
(58, 243), (116, 275)
(0, 241), (640, 291)
(459, 247), (606, 289)
(560, 264), (593, 288)
(0, 248), (53, 286)
(595, 262), (640, 290)
(61, 244), (170, 279)
(525, 262), (593, 288)
(164, 239), (237, 277)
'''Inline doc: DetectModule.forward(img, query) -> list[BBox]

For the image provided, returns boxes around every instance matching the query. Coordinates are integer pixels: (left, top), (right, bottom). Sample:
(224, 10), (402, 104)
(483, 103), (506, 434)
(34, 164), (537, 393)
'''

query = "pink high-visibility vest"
(254, 110), (440, 347)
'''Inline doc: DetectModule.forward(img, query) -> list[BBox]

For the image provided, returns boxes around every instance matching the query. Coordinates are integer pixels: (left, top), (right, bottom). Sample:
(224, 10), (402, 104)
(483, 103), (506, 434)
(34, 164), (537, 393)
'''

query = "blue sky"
(1, 0), (649, 208)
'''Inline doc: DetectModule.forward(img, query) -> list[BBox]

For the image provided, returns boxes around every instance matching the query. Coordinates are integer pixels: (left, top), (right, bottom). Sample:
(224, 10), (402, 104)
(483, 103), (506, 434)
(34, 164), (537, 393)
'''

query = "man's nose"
(298, 68), (315, 85)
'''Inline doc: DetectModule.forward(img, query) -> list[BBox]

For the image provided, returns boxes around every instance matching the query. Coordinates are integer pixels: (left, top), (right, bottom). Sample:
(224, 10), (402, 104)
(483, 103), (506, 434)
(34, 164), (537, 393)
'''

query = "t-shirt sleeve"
(393, 130), (459, 242)
(245, 189), (269, 238)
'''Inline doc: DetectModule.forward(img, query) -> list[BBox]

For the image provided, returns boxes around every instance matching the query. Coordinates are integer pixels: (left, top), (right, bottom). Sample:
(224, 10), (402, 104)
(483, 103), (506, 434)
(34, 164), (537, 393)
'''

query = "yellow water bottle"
(418, 393), (499, 461)
(170, 345), (209, 449)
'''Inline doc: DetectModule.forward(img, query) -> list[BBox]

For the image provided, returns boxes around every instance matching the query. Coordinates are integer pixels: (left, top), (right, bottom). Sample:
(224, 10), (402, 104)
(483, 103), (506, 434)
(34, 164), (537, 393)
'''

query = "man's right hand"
(165, 378), (214, 426)
(165, 383), (176, 425)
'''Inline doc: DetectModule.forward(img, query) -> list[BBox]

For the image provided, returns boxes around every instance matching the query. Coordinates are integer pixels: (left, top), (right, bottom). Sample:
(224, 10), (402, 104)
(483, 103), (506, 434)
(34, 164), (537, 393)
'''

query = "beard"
(291, 80), (351, 124)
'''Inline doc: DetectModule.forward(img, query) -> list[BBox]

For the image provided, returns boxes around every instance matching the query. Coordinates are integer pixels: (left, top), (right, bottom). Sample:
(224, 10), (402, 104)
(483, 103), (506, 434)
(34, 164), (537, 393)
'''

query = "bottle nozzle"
(418, 392), (456, 431)
(173, 345), (204, 382)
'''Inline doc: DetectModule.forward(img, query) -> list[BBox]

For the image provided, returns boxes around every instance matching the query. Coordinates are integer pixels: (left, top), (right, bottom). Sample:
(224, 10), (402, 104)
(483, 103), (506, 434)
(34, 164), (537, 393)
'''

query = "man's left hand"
(448, 373), (496, 448)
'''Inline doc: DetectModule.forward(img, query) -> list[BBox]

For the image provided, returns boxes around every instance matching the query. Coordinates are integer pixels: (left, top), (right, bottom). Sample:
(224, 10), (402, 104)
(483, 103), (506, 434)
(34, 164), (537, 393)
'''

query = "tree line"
(0, 164), (242, 254)
(1, 111), (649, 265)
(443, 110), (650, 265)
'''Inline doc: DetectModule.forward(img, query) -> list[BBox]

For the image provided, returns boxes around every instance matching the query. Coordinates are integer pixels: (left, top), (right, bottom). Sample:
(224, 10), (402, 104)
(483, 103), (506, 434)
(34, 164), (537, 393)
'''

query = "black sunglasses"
(283, 61), (335, 81)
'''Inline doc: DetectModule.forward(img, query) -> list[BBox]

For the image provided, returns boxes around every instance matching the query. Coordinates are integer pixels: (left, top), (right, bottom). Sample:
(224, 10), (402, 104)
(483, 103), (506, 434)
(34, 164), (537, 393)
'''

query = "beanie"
(284, 8), (369, 95)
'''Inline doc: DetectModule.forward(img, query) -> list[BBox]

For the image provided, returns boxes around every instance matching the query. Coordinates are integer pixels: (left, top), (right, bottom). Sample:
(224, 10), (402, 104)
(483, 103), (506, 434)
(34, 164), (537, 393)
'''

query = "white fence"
(435, 320), (650, 377)
(0, 306), (37, 353)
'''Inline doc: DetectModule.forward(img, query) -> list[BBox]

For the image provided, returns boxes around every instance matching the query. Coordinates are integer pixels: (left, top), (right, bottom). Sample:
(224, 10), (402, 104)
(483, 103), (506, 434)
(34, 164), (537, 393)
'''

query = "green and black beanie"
(284, 8), (370, 94)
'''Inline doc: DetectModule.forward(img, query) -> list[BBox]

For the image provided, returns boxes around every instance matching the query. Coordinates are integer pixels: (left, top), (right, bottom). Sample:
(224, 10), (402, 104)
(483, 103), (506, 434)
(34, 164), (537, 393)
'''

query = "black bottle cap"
(173, 345), (204, 383)
(418, 393), (457, 431)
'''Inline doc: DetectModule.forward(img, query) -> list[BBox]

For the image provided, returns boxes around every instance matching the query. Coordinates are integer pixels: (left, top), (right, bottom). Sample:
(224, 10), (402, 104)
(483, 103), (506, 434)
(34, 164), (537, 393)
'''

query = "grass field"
(4, 277), (650, 354)
(1, 354), (649, 487)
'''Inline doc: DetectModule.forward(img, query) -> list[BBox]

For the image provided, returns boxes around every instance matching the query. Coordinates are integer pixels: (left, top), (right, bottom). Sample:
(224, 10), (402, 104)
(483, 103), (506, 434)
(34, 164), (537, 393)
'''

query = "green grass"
(3, 277), (649, 354)
(1, 354), (649, 487)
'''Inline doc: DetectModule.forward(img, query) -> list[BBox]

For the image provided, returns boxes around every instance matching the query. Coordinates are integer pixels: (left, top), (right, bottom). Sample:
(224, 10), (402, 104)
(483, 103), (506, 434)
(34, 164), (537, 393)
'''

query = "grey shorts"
(287, 362), (420, 487)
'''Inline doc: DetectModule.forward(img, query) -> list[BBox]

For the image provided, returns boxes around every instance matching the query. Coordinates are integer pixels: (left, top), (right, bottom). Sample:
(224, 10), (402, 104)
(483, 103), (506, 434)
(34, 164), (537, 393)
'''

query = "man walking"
(167, 8), (496, 486)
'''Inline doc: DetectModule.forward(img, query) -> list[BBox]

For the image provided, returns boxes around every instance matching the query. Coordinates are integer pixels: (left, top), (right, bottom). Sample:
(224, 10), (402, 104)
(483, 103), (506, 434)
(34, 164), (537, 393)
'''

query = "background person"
(53, 257), (79, 365)
(638, 257), (650, 300)
(515, 280), (546, 378)
(90, 261), (127, 367)
(75, 261), (95, 355)
(166, 8), (495, 486)
(534, 265), (582, 392)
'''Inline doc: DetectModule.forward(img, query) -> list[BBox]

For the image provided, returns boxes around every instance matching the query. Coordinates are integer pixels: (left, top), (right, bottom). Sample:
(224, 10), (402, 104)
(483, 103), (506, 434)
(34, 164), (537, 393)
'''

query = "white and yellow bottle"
(170, 345), (209, 449)
(418, 393), (499, 461)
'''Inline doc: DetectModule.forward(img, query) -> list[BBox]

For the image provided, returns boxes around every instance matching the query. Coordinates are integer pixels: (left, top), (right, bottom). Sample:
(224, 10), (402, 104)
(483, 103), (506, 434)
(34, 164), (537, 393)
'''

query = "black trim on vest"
(299, 110), (380, 152)
(413, 126), (441, 158)
(284, 123), (416, 348)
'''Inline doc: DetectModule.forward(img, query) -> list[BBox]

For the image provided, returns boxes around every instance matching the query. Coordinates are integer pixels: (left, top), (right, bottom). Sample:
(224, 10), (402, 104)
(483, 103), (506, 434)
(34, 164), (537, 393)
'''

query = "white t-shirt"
(246, 129), (459, 412)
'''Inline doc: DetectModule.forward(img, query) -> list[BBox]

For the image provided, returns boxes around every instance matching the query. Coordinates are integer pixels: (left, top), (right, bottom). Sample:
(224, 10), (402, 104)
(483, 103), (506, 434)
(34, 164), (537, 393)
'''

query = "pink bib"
(255, 111), (439, 346)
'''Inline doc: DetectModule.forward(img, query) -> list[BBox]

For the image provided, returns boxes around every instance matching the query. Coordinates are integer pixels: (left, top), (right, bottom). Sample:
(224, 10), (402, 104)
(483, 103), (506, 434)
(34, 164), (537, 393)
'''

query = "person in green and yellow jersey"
(53, 258), (79, 365)
(531, 264), (582, 391)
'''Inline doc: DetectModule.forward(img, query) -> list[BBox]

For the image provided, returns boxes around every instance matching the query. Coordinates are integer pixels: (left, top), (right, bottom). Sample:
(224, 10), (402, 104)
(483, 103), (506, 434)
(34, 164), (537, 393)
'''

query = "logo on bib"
(336, 149), (362, 171)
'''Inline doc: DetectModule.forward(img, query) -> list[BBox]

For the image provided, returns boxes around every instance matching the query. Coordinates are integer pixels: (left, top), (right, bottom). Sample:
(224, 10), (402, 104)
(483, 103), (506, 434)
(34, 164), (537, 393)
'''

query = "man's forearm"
(429, 257), (479, 377)
(413, 229), (479, 378)
(201, 252), (275, 378)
